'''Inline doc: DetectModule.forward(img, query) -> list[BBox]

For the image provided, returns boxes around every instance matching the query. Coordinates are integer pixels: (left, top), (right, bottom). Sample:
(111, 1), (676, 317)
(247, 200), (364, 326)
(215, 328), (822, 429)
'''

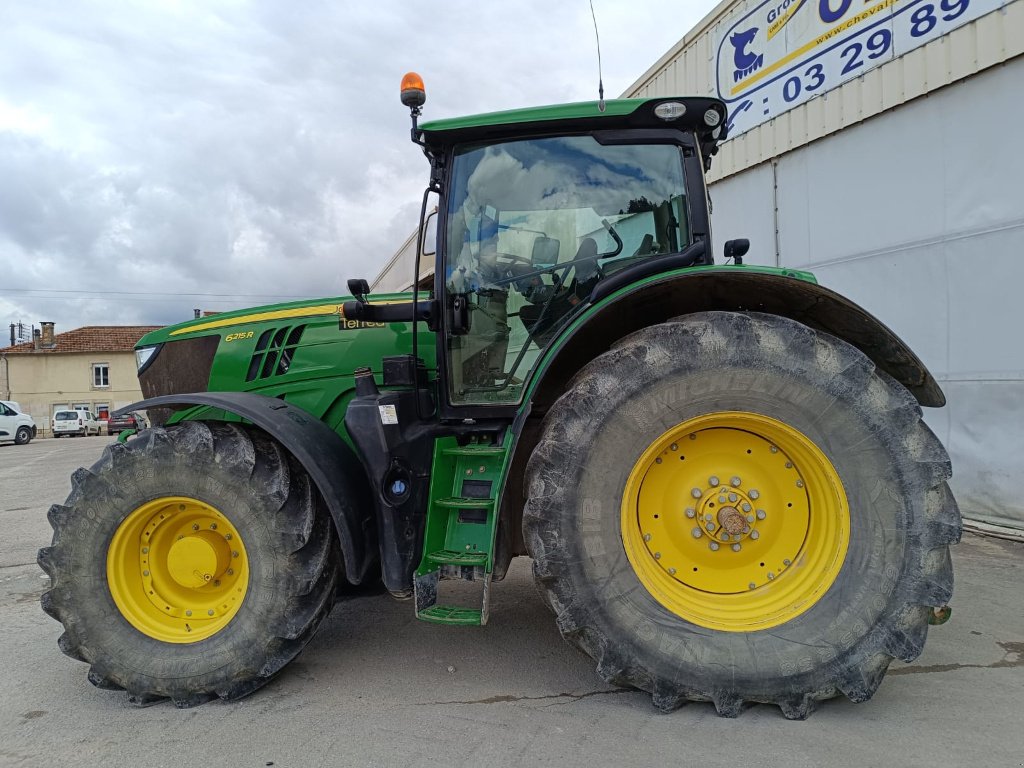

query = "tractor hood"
(134, 294), (437, 423)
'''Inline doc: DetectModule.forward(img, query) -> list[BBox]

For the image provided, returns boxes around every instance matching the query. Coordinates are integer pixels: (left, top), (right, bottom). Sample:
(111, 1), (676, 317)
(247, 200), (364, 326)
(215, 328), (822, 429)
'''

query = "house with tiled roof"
(1, 322), (160, 436)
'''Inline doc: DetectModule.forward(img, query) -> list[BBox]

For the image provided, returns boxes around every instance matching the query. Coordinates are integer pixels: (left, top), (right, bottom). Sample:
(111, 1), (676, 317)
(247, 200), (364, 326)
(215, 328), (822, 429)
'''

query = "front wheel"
(524, 312), (960, 718)
(14, 426), (32, 445)
(39, 421), (340, 706)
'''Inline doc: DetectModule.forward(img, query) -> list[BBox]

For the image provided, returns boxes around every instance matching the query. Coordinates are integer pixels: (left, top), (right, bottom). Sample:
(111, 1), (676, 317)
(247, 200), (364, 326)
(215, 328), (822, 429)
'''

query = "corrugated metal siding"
(627, 0), (1024, 182)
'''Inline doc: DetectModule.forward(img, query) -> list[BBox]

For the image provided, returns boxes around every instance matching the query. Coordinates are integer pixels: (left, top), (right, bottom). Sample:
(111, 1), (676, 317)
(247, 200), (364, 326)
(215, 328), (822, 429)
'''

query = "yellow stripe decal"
(169, 304), (344, 336)
(767, 0), (806, 40)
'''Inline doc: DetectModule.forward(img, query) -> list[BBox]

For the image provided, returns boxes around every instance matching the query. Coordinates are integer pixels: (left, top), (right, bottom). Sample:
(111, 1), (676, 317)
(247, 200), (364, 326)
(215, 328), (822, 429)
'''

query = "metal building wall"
(627, 1), (1024, 529)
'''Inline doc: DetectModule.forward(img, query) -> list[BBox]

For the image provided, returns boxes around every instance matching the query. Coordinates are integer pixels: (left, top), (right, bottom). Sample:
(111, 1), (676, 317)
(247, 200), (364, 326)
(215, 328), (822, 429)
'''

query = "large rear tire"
(524, 312), (960, 718)
(39, 420), (340, 707)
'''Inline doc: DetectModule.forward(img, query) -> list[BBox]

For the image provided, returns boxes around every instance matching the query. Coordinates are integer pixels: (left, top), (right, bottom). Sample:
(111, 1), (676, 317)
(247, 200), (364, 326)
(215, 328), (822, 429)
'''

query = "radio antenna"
(589, 0), (606, 112)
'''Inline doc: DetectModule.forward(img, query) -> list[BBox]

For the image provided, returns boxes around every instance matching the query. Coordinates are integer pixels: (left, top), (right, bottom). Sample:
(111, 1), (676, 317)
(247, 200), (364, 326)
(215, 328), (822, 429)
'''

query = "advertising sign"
(716, 0), (1007, 136)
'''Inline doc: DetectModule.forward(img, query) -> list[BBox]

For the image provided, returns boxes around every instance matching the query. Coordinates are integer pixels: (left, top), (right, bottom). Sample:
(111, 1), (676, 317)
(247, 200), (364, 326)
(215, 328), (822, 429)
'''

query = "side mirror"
(422, 208), (438, 258)
(347, 278), (371, 303)
(723, 238), (750, 265)
(531, 236), (560, 267)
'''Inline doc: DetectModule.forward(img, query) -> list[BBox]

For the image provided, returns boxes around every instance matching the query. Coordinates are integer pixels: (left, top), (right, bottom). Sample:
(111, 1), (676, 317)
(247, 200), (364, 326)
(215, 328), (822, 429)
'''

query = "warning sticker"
(378, 404), (398, 425)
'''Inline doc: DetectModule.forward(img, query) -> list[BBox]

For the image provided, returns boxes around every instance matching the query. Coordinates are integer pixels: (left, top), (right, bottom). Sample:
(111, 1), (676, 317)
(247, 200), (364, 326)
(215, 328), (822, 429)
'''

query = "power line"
(0, 287), (314, 299)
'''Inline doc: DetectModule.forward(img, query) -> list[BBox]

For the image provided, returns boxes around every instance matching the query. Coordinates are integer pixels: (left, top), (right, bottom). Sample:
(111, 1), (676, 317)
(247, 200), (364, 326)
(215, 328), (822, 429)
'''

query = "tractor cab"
(346, 73), (730, 418)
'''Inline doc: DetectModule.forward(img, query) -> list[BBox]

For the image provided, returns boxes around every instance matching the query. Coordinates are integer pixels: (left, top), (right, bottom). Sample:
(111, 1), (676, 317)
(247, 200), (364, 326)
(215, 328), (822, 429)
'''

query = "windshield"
(443, 135), (690, 405)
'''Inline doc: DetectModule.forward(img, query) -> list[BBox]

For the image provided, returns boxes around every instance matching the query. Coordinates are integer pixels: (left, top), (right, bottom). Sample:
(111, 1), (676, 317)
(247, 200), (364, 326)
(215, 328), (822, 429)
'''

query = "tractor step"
(414, 434), (511, 626)
(441, 445), (507, 457)
(417, 605), (484, 625)
(426, 550), (488, 566)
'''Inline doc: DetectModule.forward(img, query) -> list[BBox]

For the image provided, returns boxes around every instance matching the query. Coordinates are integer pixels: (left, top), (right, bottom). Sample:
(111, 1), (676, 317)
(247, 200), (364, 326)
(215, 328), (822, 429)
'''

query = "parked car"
(52, 410), (102, 437)
(106, 411), (147, 435)
(0, 401), (36, 445)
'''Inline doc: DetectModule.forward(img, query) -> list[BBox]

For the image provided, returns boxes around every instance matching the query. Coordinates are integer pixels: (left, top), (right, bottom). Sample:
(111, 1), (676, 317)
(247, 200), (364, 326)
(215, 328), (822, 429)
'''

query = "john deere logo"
(730, 28), (764, 82)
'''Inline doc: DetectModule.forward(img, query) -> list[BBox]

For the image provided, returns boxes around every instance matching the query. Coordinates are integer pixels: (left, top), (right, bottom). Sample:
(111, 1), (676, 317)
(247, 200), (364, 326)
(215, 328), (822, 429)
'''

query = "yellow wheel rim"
(621, 411), (849, 632)
(107, 496), (249, 643)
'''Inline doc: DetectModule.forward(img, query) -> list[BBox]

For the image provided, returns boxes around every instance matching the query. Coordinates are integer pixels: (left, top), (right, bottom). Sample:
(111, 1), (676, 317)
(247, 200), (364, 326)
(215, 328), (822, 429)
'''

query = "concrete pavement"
(1, 436), (1022, 768)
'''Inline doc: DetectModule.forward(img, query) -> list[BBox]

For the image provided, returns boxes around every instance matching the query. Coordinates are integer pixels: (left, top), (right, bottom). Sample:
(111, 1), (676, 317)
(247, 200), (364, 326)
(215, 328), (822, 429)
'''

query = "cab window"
(443, 135), (689, 405)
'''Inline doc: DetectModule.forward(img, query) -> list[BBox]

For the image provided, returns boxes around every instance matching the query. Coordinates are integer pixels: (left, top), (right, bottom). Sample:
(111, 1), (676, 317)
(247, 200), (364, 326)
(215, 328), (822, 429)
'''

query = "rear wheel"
(14, 426), (32, 445)
(524, 312), (960, 718)
(39, 421), (340, 706)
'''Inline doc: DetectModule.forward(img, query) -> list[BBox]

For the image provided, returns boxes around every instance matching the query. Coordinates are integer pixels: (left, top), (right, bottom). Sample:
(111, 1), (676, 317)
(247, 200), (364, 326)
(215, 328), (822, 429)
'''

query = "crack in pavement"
(890, 641), (1024, 675)
(422, 688), (638, 706)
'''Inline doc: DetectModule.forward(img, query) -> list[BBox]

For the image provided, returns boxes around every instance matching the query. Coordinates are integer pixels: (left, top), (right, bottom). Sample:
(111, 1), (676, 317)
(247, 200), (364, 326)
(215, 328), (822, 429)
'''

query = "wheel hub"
(621, 411), (850, 631)
(107, 496), (249, 643)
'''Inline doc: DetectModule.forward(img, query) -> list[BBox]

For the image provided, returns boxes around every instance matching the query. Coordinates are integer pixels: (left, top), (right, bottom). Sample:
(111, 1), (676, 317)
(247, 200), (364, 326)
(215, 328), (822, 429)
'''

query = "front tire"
(14, 426), (31, 445)
(39, 421), (340, 706)
(524, 312), (960, 718)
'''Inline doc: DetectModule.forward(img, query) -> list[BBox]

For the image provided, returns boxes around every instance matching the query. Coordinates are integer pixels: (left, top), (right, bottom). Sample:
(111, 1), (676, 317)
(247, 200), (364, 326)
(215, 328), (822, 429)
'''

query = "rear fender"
(530, 268), (945, 410)
(113, 392), (375, 585)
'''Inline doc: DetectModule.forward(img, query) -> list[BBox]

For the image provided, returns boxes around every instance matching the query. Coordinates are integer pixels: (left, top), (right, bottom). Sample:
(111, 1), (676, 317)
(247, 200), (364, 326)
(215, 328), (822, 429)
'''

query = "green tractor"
(39, 74), (960, 718)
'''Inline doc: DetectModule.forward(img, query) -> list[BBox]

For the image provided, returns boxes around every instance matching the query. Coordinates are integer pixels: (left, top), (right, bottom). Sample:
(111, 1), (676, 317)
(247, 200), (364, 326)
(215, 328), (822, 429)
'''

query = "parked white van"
(52, 409), (102, 437)
(0, 401), (37, 445)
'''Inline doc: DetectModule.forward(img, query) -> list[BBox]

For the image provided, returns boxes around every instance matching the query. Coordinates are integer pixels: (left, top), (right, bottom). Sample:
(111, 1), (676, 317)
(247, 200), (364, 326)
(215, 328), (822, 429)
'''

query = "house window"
(92, 363), (110, 388)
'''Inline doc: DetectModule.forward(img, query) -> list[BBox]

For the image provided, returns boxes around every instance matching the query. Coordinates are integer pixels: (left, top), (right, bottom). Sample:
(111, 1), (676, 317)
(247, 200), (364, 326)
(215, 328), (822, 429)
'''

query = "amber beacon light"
(400, 72), (426, 108)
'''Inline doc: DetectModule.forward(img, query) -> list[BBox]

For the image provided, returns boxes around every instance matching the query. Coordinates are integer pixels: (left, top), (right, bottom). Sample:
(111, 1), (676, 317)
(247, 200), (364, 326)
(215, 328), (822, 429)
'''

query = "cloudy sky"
(0, 0), (719, 339)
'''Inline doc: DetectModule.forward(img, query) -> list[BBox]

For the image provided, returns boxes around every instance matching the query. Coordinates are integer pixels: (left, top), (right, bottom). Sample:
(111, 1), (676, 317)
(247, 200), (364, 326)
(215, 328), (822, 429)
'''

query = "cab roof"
(418, 96), (728, 165)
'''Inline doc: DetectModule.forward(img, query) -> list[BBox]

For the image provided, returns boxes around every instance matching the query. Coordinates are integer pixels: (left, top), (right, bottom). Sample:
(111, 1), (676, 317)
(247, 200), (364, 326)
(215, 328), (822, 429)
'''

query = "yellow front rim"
(107, 496), (249, 643)
(621, 411), (850, 632)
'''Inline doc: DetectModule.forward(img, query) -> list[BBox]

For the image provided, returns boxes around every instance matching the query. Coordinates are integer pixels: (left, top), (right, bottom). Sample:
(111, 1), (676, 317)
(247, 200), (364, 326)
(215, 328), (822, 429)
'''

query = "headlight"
(135, 344), (161, 374)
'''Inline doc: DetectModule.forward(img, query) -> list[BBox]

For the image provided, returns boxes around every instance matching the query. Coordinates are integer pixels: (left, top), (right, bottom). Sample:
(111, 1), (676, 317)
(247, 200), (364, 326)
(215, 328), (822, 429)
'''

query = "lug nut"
(185, 610), (192, 616)
(770, 446), (778, 453)
(225, 534), (232, 541)
(749, 582), (757, 590)
(178, 504), (186, 511)
(208, 609), (214, 616)
(192, 523), (199, 531)
(685, 508), (696, 518)
(742, 502), (751, 512)
(709, 476), (720, 487)
(718, 495), (727, 504)
(227, 569), (234, 575)
(767, 572), (775, 580)
(785, 461), (793, 469)
(654, 552), (661, 560)
(232, 551), (239, 558)
(706, 523), (717, 533)
(210, 523), (217, 530)
(756, 509), (766, 520)
(746, 515), (755, 523)
(655, 458), (662, 464)
(728, 493), (738, 502)
(732, 543), (741, 552)
(479, 466), (486, 473)
(730, 476), (741, 487)
(141, 547), (149, 554)
(749, 489), (760, 500)
(796, 479), (804, 488)
(142, 570), (150, 577)
(705, 513), (713, 522)
(783, 559), (792, 566)
(691, 488), (703, 499)
(643, 533), (652, 542)
(691, 528), (703, 539)
(668, 567), (677, 575)
(670, 443), (678, 451)
(709, 542), (720, 551)
(750, 530), (760, 540)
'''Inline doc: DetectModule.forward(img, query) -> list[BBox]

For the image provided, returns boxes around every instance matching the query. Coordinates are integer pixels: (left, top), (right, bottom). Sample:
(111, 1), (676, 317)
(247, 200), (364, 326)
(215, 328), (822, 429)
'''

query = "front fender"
(113, 392), (375, 585)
